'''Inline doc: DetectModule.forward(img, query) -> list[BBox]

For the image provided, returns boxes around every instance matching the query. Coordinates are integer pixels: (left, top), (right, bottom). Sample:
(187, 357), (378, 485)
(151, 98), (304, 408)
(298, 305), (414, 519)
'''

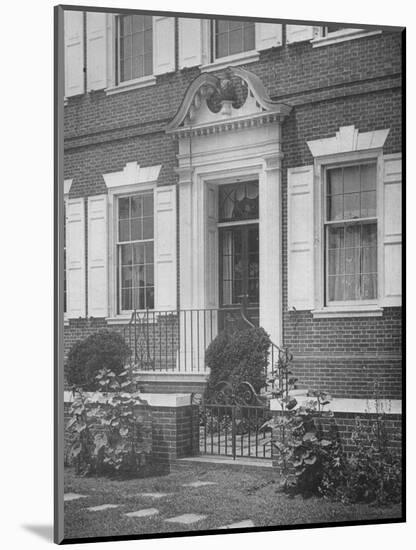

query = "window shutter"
(153, 16), (175, 75)
(178, 18), (202, 68)
(255, 23), (282, 51)
(87, 195), (108, 317)
(287, 166), (315, 310)
(86, 12), (107, 91)
(286, 25), (320, 44)
(155, 185), (177, 310)
(64, 11), (84, 97)
(66, 198), (86, 318)
(382, 154), (402, 306)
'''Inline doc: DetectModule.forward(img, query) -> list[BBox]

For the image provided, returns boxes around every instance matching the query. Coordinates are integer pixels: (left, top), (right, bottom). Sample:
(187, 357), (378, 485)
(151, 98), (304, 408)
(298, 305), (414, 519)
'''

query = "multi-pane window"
(117, 193), (154, 311)
(325, 163), (378, 303)
(214, 20), (255, 59)
(118, 15), (153, 83)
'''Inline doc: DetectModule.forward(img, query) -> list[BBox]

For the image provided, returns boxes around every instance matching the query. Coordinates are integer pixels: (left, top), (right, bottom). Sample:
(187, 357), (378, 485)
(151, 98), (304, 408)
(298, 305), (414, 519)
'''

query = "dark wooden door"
(219, 223), (259, 330)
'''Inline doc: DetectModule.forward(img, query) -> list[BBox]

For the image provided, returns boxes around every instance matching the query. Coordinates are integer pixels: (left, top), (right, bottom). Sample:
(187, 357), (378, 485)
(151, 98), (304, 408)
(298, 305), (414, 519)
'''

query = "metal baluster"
(190, 310), (194, 372)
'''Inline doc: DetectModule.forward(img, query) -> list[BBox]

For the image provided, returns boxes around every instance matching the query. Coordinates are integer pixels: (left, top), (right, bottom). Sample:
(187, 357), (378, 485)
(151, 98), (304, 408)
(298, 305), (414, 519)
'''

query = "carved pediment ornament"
(166, 66), (292, 137)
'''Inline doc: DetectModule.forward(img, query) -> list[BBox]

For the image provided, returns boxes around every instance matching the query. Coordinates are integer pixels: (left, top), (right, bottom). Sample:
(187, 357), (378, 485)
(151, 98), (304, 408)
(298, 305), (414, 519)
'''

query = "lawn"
(64, 462), (402, 540)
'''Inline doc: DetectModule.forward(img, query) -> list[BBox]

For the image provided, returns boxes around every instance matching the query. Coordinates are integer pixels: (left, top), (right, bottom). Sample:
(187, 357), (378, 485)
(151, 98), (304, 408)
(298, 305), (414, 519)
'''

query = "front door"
(219, 223), (260, 329)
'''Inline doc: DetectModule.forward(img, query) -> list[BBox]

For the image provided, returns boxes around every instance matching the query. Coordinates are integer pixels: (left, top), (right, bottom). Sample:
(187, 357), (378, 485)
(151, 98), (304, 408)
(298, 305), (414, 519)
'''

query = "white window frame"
(200, 19), (260, 73)
(311, 27), (382, 48)
(312, 150), (384, 318)
(107, 182), (156, 321)
(105, 14), (156, 95)
(116, 190), (155, 315)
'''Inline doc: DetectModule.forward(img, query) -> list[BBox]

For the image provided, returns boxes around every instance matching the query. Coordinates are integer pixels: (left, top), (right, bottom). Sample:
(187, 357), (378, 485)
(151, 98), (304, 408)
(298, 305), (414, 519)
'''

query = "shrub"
(66, 330), (131, 391)
(338, 414), (402, 505)
(204, 326), (270, 399)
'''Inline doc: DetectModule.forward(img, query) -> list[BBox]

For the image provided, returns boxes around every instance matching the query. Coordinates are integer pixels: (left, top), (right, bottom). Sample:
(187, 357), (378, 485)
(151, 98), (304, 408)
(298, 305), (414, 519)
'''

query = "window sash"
(213, 19), (255, 60)
(117, 15), (153, 84)
(323, 162), (378, 305)
(116, 192), (154, 313)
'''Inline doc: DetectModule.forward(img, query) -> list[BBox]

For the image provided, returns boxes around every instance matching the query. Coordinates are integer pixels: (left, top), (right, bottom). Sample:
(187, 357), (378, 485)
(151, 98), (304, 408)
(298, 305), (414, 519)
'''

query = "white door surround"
(167, 67), (292, 347)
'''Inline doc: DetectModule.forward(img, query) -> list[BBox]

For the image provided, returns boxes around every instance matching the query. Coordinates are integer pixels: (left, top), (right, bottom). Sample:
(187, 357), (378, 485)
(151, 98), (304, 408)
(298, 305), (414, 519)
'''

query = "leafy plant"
(338, 413), (402, 505)
(66, 365), (152, 477)
(66, 330), (131, 391)
(66, 389), (96, 475)
(205, 326), (270, 400)
(261, 348), (343, 496)
(95, 366), (151, 475)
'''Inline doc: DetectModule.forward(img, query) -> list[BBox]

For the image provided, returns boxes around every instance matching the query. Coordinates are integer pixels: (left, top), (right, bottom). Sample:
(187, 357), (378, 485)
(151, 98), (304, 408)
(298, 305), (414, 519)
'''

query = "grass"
(64, 463), (402, 540)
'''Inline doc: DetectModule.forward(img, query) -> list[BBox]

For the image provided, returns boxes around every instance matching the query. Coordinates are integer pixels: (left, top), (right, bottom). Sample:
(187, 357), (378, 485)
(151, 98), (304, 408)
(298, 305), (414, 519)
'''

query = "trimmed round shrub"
(66, 330), (131, 391)
(204, 326), (271, 400)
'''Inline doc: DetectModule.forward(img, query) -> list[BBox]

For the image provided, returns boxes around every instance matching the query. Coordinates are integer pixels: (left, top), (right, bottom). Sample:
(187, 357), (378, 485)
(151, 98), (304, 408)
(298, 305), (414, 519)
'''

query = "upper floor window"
(117, 14), (153, 83)
(325, 163), (377, 304)
(117, 192), (154, 312)
(214, 20), (255, 60)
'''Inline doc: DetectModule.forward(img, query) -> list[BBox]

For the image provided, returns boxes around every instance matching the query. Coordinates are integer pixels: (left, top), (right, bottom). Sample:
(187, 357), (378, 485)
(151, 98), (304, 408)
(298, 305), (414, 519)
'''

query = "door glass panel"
(220, 225), (259, 307)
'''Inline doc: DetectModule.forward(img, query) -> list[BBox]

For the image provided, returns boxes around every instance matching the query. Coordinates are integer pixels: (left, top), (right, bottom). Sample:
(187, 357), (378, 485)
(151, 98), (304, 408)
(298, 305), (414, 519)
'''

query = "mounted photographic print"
(54, 3), (405, 544)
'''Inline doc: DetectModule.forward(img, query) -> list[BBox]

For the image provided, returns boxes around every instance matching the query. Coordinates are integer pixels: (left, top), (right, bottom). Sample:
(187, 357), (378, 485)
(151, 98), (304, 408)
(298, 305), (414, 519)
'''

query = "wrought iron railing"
(123, 306), (284, 380)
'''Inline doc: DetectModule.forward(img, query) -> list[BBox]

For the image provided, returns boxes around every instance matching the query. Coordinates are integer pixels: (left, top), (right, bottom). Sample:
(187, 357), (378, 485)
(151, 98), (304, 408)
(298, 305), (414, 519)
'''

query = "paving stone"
(87, 504), (120, 512)
(140, 493), (170, 499)
(221, 520), (255, 529)
(165, 513), (207, 525)
(64, 493), (87, 502)
(182, 481), (217, 488)
(125, 508), (159, 518)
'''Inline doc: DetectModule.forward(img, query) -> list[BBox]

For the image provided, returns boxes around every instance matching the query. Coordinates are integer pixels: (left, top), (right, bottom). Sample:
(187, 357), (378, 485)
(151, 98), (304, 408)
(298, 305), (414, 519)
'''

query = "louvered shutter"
(86, 12), (107, 91)
(179, 18), (203, 68)
(382, 154), (402, 306)
(287, 166), (315, 310)
(155, 186), (177, 310)
(66, 198), (86, 318)
(255, 23), (282, 50)
(286, 25), (321, 44)
(87, 195), (108, 317)
(153, 16), (175, 75)
(64, 11), (84, 97)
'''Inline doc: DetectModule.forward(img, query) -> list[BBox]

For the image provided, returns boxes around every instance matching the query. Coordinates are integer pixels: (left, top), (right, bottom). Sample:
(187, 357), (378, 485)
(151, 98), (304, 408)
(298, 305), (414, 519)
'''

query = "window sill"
(311, 29), (382, 48)
(105, 75), (156, 96)
(106, 313), (161, 325)
(312, 306), (383, 319)
(200, 50), (260, 73)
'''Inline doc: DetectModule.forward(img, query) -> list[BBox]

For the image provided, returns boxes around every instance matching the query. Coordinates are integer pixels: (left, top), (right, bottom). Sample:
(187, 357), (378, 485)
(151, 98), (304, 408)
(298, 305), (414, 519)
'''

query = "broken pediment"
(166, 67), (292, 137)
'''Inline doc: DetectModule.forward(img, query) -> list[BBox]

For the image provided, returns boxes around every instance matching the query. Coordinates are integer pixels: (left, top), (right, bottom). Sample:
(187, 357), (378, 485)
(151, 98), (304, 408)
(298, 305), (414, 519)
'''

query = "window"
(117, 14), (153, 83)
(213, 20), (255, 59)
(325, 163), (377, 304)
(117, 192), (154, 312)
(219, 181), (259, 222)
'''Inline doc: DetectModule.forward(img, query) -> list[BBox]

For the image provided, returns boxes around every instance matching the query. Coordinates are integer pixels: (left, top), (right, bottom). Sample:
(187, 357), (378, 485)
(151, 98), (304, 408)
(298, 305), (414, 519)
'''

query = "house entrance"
(218, 181), (259, 330)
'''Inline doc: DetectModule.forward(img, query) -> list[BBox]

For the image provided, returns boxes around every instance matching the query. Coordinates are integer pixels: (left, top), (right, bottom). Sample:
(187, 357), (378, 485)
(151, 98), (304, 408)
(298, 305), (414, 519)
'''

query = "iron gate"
(198, 381), (272, 460)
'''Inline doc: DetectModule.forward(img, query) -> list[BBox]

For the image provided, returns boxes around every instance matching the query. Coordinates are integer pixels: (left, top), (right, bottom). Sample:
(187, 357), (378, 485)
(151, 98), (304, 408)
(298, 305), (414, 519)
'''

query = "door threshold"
(177, 456), (273, 468)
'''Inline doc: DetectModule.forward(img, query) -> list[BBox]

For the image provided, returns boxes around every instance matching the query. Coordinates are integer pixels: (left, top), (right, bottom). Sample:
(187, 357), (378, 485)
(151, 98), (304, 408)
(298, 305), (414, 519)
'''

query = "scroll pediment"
(166, 67), (291, 137)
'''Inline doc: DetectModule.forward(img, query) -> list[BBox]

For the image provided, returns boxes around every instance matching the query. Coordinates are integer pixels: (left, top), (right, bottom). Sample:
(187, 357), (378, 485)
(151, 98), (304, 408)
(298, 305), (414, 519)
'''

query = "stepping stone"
(165, 513), (207, 525)
(64, 493), (87, 502)
(182, 481), (217, 488)
(125, 508), (159, 518)
(140, 493), (170, 499)
(87, 504), (120, 512)
(221, 520), (255, 529)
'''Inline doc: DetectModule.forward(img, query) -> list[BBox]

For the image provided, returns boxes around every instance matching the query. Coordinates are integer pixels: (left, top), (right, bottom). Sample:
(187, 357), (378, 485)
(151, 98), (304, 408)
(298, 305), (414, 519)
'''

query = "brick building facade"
(63, 10), (403, 405)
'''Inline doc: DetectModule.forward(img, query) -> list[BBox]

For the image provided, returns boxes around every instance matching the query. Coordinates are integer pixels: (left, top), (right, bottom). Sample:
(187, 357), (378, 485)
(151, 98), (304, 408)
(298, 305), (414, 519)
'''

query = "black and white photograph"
(54, 3), (404, 544)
